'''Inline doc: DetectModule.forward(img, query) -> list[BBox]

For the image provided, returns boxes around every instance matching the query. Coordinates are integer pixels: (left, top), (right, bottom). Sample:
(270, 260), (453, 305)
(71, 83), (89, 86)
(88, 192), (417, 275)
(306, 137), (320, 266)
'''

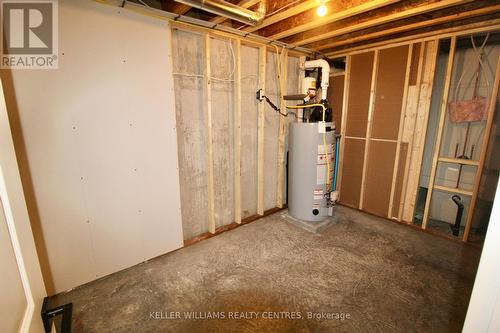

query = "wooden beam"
(297, 56), (306, 122)
(359, 50), (379, 210)
(268, 0), (400, 41)
(210, 0), (261, 24)
(276, 49), (288, 208)
(397, 41), (426, 221)
(313, 4), (500, 51)
(204, 34), (216, 234)
(234, 39), (242, 224)
(387, 44), (413, 218)
(336, 55), (351, 201)
(257, 46), (266, 215)
(462, 53), (500, 241)
(325, 19), (500, 58)
(422, 36), (457, 230)
(297, 0), (474, 47)
(438, 157), (479, 166)
(400, 40), (439, 222)
(243, 0), (317, 33)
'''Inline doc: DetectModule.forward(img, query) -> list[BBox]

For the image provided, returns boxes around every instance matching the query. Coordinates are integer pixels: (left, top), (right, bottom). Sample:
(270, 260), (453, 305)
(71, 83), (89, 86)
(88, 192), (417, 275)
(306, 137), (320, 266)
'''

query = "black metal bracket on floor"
(41, 297), (73, 333)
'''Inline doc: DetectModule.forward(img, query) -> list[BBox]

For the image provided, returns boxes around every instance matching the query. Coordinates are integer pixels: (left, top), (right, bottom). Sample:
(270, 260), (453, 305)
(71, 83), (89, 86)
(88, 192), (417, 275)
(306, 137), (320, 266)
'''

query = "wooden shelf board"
(438, 157), (479, 166)
(433, 185), (473, 196)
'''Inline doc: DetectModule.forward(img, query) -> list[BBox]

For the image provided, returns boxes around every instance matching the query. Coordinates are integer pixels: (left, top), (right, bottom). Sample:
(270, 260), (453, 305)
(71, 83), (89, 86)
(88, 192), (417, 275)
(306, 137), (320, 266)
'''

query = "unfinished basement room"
(2, 0), (500, 332)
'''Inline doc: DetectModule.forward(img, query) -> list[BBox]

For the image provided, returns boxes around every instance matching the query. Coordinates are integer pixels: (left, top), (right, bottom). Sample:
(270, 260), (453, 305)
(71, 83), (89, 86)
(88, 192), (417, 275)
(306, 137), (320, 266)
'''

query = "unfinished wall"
(339, 52), (374, 208)
(1, 0), (184, 294)
(171, 29), (300, 239)
(420, 39), (500, 226)
(363, 45), (409, 217)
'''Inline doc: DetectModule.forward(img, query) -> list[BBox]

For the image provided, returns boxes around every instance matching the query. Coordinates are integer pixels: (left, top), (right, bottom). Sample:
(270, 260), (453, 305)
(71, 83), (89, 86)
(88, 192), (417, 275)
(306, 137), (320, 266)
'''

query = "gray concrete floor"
(50, 205), (481, 332)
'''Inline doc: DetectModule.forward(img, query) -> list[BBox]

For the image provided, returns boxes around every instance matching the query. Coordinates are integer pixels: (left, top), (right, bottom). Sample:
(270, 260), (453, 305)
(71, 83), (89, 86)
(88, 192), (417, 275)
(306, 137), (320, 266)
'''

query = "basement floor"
(49, 205), (481, 333)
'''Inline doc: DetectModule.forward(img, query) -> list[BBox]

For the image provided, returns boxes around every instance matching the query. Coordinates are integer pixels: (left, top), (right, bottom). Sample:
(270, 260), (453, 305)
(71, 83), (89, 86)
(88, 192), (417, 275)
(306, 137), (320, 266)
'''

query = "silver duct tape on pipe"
(173, 0), (264, 26)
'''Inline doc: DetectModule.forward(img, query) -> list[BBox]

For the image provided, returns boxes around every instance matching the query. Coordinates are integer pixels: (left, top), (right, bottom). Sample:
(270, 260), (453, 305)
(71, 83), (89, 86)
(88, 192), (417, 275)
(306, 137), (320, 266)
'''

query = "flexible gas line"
(286, 104), (331, 191)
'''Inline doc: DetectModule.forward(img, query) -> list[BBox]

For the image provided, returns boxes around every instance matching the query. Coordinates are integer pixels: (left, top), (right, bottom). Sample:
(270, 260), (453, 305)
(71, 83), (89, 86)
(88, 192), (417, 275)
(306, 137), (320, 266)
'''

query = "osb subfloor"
(49, 205), (481, 332)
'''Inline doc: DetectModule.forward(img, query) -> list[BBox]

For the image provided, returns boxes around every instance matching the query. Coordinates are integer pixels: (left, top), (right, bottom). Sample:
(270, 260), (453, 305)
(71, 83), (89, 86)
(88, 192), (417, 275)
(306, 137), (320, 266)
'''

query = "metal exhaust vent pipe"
(172, 0), (264, 26)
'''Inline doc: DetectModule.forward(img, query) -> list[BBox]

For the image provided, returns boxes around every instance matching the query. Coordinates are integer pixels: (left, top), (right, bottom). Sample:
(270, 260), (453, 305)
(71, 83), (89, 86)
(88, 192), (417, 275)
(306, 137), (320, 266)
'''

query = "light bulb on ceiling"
(317, 4), (327, 17)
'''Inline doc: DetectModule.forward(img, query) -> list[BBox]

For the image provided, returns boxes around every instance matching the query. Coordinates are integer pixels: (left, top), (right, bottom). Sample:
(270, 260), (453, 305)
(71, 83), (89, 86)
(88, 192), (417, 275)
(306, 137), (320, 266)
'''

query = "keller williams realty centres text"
(149, 311), (351, 321)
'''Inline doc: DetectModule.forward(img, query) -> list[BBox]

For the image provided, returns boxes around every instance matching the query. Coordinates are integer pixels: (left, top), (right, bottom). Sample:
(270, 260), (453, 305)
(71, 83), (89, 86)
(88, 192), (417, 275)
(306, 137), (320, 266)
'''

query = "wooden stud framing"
(462, 54), (500, 241)
(204, 34), (216, 234)
(336, 55), (351, 200)
(276, 49), (288, 208)
(234, 39), (242, 224)
(397, 42), (426, 221)
(422, 36), (457, 230)
(257, 46), (266, 215)
(297, 56), (306, 122)
(312, 4), (500, 51)
(359, 50), (380, 210)
(269, 0), (399, 41)
(387, 44), (414, 218)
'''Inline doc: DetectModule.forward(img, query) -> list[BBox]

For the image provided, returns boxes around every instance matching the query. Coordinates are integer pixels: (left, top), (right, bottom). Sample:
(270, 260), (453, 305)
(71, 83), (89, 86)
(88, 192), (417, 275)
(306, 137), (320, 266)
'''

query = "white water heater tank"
(288, 122), (335, 222)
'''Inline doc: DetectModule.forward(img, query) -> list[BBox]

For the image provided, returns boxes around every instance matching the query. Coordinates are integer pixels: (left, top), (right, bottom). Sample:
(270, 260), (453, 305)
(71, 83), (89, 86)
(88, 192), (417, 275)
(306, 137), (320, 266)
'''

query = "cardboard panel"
(329, 75), (345, 134)
(346, 52), (374, 137)
(391, 143), (409, 218)
(363, 141), (397, 217)
(371, 45), (409, 140)
(339, 138), (365, 208)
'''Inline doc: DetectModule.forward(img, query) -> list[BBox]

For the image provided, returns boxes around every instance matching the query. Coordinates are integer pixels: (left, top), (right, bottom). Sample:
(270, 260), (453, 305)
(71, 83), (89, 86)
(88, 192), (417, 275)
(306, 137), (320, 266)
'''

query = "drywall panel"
(371, 45), (409, 140)
(3, 0), (183, 293)
(264, 51), (280, 210)
(329, 75), (345, 133)
(211, 38), (235, 228)
(339, 138), (365, 208)
(171, 30), (209, 239)
(0, 201), (26, 333)
(240, 45), (259, 218)
(363, 141), (397, 217)
(345, 52), (374, 137)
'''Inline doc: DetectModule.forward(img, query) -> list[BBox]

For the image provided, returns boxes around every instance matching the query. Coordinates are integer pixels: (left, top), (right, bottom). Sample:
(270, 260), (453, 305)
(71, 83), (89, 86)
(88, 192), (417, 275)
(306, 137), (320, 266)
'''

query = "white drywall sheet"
(3, 0), (183, 293)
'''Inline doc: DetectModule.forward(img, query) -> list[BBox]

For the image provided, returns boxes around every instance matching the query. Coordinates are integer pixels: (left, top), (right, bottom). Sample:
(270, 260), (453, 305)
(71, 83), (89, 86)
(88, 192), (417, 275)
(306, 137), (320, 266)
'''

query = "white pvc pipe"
(304, 59), (330, 101)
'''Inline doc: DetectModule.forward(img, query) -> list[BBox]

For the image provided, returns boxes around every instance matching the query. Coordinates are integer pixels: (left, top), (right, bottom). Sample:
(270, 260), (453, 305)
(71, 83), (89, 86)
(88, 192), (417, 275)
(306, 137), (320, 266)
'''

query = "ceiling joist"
(316, 4), (500, 52)
(268, 0), (400, 40)
(294, 0), (475, 47)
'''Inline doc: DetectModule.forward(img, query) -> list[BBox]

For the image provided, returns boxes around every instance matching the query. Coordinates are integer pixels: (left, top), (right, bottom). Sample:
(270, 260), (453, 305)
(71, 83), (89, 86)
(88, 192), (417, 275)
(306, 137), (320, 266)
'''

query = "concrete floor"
(50, 205), (481, 332)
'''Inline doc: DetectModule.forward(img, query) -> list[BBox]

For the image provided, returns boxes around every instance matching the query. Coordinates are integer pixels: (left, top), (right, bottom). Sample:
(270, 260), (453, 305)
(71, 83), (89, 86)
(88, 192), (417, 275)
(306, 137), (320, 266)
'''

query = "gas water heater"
(257, 58), (339, 223)
(288, 59), (339, 222)
(288, 121), (336, 221)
